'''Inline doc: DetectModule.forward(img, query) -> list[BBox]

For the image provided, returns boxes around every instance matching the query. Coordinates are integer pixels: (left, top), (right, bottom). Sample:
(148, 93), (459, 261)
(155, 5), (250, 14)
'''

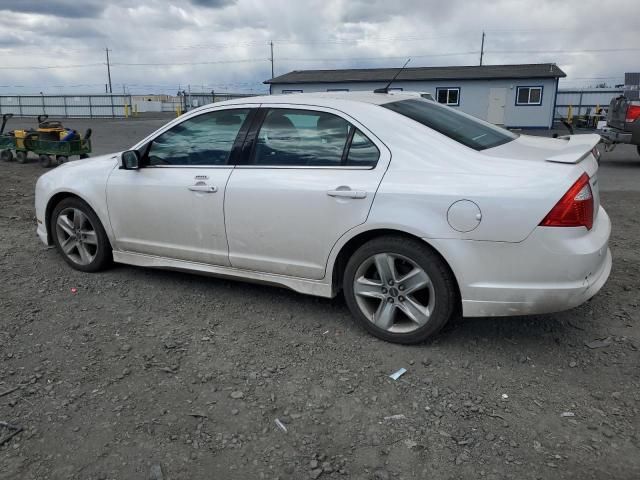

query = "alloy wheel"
(55, 207), (99, 265)
(353, 252), (436, 333)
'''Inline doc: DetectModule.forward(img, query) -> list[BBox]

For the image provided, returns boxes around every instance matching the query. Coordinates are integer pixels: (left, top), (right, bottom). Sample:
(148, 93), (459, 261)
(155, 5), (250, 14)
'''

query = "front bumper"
(428, 206), (612, 317)
(37, 221), (49, 246)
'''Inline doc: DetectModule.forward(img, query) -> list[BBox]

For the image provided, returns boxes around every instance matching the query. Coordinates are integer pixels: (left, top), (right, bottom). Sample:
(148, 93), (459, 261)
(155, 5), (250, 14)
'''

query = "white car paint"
(35, 92), (611, 318)
(224, 103), (391, 280)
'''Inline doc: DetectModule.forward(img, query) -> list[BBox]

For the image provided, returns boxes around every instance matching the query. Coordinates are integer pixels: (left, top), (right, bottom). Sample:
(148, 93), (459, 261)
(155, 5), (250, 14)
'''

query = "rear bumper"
(599, 127), (632, 144)
(428, 206), (612, 317)
(602, 119), (640, 145)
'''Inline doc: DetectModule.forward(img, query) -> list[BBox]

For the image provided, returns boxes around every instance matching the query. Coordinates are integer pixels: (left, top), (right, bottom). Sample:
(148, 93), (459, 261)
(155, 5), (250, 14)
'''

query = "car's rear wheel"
(51, 197), (112, 272)
(343, 236), (457, 344)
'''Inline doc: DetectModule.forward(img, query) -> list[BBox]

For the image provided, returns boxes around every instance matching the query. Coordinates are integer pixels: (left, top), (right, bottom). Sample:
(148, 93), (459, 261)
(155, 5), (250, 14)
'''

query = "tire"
(39, 154), (52, 168)
(0, 149), (13, 162)
(50, 197), (112, 273)
(80, 153), (90, 159)
(637, 145), (640, 157)
(15, 151), (27, 164)
(343, 236), (457, 344)
(56, 155), (68, 164)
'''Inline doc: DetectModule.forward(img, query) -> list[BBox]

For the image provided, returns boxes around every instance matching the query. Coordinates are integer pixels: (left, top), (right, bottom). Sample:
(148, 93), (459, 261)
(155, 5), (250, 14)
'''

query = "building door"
(487, 88), (507, 124)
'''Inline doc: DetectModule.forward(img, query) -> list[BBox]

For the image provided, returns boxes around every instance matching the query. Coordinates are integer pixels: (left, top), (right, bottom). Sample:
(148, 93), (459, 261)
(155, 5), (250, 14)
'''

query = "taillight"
(540, 173), (594, 230)
(626, 105), (640, 123)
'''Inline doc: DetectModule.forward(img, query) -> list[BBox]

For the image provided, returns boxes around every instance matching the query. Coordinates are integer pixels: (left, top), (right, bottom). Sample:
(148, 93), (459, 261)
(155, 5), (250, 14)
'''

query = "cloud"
(0, 0), (637, 95)
(0, 0), (108, 18)
(190, 0), (237, 7)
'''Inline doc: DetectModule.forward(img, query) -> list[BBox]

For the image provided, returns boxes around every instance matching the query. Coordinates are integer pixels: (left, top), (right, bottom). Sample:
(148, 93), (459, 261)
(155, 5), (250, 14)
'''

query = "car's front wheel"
(343, 236), (457, 344)
(50, 197), (112, 272)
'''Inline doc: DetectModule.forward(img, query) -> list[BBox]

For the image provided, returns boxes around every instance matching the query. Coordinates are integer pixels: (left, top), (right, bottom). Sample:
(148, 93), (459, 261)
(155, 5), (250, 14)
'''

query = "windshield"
(382, 98), (518, 151)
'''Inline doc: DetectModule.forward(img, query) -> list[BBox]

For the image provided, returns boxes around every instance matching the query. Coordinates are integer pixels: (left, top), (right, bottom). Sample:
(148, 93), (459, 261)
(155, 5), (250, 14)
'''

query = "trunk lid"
(483, 133), (600, 164)
(482, 133), (601, 221)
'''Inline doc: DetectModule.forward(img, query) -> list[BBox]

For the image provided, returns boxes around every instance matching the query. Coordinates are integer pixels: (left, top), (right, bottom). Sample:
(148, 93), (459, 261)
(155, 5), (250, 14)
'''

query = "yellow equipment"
(10, 115), (92, 167)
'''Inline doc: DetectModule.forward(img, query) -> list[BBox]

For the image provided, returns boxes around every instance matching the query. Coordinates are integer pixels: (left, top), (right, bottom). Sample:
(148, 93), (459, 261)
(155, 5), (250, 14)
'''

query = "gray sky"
(0, 0), (638, 95)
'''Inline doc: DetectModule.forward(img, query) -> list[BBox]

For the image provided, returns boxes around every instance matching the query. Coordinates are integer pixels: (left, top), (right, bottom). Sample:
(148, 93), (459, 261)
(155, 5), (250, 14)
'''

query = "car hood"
(55, 152), (120, 170)
(483, 133), (600, 164)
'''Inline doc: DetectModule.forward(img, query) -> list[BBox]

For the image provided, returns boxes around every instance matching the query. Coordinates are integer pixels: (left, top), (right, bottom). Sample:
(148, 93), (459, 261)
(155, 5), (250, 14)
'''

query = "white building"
(266, 63), (566, 129)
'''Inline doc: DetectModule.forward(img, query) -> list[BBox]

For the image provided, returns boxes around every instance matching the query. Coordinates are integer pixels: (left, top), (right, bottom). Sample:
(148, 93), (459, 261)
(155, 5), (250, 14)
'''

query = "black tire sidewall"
(16, 151), (27, 163)
(343, 236), (457, 344)
(1, 150), (12, 161)
(50, 198), (112, 273)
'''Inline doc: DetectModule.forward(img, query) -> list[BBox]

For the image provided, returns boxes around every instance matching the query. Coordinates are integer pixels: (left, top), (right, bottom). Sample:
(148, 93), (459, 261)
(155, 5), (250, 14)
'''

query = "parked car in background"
(599, 95), (640, 156)
(35, 92), (611, 344)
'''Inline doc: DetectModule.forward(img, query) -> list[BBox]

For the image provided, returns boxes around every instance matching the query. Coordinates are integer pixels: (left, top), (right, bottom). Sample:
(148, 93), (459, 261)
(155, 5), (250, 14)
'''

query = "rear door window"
(251, 108), (379, 168)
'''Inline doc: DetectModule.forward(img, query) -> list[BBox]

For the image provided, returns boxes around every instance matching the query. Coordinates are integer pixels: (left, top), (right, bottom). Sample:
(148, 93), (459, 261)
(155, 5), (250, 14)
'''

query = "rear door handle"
(188, 185), (218, 193)
(327, 189), (367, 199)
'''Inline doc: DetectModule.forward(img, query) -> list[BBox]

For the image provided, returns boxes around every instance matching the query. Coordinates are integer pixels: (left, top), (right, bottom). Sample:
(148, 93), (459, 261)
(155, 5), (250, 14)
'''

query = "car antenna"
(374, 58), (411, 94)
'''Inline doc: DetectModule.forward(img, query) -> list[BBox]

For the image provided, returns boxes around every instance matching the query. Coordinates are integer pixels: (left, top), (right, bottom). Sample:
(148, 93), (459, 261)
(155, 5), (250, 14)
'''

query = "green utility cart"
(1, 114), (92, 168)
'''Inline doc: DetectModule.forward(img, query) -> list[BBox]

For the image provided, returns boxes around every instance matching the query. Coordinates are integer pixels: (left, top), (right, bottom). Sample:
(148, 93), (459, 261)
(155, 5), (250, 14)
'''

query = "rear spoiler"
(546, 134), (601, 164)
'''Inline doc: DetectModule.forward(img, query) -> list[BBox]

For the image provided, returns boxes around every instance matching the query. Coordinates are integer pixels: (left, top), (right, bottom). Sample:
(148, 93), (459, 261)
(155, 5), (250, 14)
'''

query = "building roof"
(265, 63), (566, 84)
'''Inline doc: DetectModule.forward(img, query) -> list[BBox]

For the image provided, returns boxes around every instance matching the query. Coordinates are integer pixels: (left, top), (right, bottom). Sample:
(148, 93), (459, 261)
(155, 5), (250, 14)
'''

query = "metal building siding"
(555, 89), (624, 118)
(0, 95), (132, 118)
(270, 78), (558, 128)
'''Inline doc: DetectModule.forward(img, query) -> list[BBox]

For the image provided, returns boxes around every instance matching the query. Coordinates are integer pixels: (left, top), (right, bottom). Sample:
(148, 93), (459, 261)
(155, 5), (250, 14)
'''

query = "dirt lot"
(1, 116), (639, 480)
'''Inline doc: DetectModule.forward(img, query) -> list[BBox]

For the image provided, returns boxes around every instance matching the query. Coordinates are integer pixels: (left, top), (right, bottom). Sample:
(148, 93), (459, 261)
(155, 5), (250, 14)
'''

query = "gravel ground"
(1, 116), (639, 480)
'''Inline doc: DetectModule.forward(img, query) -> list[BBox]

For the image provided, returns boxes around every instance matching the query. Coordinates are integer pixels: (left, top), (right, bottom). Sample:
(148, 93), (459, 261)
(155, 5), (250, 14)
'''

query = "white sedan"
(35, 92), (611, 344)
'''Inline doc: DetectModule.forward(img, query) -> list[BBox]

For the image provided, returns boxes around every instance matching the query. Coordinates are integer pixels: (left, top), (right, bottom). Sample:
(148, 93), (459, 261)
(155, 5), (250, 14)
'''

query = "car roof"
(209, 91), (428, 109)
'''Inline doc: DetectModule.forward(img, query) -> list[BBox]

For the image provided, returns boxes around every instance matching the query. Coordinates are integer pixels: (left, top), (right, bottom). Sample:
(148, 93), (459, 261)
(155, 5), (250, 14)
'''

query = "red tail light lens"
(540, 173), (594, 230)
(626, 105), (640, 123)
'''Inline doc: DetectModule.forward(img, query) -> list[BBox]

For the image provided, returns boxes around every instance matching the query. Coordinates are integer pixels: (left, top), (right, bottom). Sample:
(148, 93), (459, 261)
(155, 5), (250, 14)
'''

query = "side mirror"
(121, 150), (141, 170)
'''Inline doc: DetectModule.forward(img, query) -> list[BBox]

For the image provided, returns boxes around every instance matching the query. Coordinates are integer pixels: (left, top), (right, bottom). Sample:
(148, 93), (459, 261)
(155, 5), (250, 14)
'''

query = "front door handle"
(188, 185), (218, 193)
(327, 189), (367, 199)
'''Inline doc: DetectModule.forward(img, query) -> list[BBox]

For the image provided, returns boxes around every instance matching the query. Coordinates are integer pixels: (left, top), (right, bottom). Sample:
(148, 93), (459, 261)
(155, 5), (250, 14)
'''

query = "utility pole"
(479, 31), (485, 66)
(105, 47), (113, 94)
(269, 41), (274, 79)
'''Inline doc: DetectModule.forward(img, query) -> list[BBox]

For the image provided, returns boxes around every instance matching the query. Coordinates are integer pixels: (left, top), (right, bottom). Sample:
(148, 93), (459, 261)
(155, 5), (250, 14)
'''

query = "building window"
(436, 87), (460, 106)
(516, 86), (543, 105)
(282, 89), (303, 94)
(327, 88), (349, 92)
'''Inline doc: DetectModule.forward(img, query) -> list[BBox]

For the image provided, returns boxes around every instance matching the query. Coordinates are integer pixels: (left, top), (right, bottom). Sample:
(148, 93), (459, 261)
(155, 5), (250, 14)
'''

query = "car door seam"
(104, 161), (121, 248)
(223, 104), (263, 264)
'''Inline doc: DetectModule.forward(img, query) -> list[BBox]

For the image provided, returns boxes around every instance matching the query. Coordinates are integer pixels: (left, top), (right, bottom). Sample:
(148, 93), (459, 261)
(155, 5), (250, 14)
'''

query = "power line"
(0, 63), (104, 70)
(1, 46), (639, 71)
(488, 48), (640, 54)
